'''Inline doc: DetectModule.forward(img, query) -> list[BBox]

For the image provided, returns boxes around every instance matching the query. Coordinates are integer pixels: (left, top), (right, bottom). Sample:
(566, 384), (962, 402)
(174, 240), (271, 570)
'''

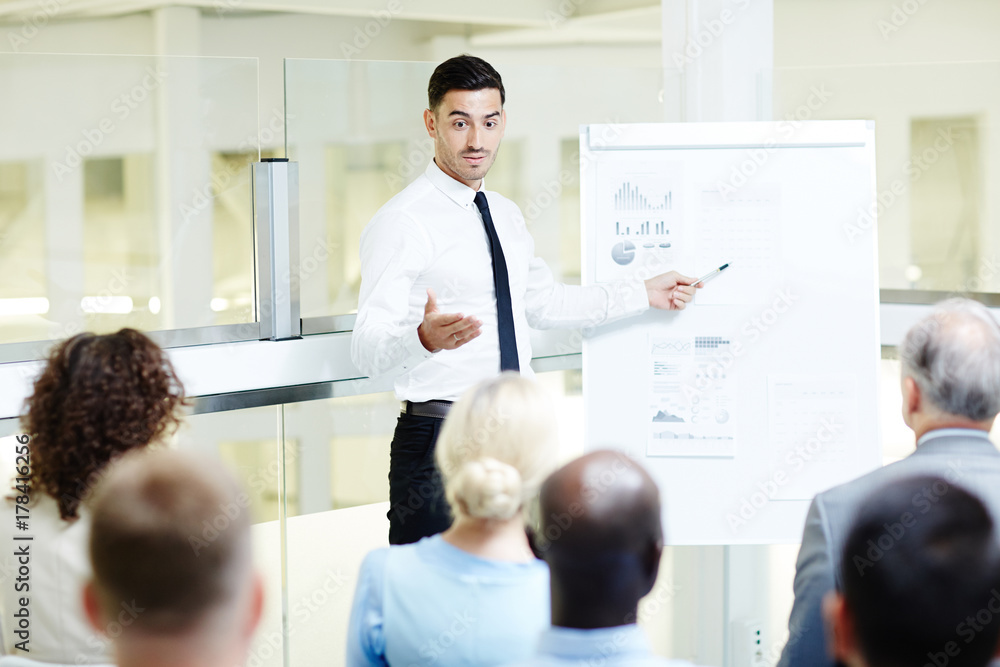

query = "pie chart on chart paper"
(611, 241), (636, 265)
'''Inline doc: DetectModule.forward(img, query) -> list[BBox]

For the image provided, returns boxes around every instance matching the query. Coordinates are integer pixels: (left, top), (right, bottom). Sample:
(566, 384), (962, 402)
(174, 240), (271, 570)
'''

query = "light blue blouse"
(506, 624), (699, 667)
(346, 535), (550, 667)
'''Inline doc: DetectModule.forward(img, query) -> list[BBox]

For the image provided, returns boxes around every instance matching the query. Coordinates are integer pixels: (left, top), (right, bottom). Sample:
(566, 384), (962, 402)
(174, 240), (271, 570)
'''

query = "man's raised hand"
(645, 271), (701, 310)
(417, 288), (483, 352)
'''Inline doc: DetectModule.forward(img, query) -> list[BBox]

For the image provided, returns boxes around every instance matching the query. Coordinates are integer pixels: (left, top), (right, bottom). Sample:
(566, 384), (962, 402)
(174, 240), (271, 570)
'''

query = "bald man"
(83, 450), (264, 667)
(509, 450), (696, 666)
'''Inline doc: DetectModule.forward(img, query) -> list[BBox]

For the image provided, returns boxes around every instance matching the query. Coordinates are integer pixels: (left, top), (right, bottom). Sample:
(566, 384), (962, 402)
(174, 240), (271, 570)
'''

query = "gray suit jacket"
(777, 429), (1000, 667)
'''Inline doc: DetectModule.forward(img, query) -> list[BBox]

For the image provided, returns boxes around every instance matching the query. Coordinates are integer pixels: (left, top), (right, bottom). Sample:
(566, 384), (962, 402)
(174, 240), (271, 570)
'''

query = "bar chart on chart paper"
(614, 181), (674, 213)
(596, 161), (684, 282)
(647, 335), (737, 458)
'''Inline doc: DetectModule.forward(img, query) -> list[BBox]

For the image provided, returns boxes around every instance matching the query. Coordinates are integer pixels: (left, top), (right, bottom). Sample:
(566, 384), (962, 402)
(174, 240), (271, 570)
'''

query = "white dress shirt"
(352, 160), (650, 402)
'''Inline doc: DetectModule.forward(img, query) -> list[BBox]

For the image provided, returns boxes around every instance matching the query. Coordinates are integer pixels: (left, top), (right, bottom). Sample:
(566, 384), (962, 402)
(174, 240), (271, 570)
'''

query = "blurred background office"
(0, 1), (998, 666)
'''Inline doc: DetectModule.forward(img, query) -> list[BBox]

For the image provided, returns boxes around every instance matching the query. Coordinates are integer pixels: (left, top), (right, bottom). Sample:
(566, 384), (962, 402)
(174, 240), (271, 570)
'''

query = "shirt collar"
(536, 624), (651, 660)
(917, 427), (993, 448)
(425, 159), (482, 209)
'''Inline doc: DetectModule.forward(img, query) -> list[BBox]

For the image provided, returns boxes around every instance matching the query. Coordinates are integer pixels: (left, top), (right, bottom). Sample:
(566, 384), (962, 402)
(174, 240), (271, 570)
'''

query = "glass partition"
(281, 368), (587, 519)
(772, 62), (1000, 294)
(179, 404), (287, 667)
(0, 54), (260, 349)
(285, 59), (674, 319)
(179, 404), (290, 524)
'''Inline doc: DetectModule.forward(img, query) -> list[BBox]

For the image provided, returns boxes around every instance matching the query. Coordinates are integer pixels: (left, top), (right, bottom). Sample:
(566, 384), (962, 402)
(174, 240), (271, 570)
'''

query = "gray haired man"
(778, 298), (1000, 667)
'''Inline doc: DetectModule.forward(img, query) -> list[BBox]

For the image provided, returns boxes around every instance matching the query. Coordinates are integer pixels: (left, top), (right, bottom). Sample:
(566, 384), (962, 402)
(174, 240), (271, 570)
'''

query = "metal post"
(252, 158), (301, 340)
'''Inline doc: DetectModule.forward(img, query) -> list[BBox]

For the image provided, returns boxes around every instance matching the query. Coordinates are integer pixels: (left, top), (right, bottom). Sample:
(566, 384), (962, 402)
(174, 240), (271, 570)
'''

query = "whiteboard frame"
(580, 120), (881, 545)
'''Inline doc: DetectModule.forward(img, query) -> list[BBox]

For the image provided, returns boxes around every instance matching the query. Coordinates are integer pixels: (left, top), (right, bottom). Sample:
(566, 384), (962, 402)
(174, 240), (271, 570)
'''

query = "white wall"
(774, 0), (1000, 290)
(774, 0), (1000, 66)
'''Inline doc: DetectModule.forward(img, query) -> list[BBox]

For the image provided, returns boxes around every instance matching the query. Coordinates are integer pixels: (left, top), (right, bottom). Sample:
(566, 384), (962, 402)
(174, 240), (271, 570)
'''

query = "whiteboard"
(581, 121), (881, 545)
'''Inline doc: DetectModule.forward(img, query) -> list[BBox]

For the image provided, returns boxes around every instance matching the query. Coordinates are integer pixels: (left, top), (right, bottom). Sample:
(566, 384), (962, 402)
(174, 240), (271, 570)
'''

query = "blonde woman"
(347, 373), (558, 667)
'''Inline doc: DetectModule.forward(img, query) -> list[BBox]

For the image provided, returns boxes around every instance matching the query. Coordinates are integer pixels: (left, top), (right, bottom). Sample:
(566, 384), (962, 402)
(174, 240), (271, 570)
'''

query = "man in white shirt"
(352, 54), (699, 544)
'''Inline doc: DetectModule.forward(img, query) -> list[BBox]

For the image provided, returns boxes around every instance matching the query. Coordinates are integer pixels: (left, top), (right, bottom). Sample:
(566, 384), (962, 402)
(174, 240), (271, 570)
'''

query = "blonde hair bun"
(435, 374), (558, 522)
(448, 457), (523, 521)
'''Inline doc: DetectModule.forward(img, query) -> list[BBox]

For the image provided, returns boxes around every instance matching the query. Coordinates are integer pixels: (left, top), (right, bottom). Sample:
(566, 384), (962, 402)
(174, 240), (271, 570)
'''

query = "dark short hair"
(427, 54), (505, 112)
(841, 475), (1000, 667)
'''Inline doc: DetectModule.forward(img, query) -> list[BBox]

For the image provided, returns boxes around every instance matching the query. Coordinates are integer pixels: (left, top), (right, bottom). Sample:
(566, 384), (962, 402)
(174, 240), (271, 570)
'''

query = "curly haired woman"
(0, 329), (186, 664)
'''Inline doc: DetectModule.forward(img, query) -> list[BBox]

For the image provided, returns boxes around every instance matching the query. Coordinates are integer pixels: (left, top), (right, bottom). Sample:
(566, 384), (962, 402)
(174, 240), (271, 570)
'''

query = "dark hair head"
(22, 329), (186, 520)
(89, 450), (252, 634)
(427, 54), (505, 112)
(537, 450), (662, 623)
(841, 475), (1000, 667)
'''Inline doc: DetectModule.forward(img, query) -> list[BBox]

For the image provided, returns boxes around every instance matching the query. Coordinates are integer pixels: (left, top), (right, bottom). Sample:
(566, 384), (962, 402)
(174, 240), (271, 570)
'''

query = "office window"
(909, 117), (984, 291)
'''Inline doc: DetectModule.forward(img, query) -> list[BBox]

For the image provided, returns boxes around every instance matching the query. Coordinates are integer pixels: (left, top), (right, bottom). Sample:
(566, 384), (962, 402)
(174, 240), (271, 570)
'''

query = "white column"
(662, 0), (773, 122)
(650, 546), (726, 665)
(725, 545), (773, 667)
(153, 6), (214, 329)
(661, 2), (775, 665)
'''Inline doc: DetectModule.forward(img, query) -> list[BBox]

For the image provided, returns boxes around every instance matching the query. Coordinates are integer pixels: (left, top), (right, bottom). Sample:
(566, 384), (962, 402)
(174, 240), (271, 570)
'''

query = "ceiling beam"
(470, 5), (661, 48)
(573, 0), (659, 18)
(0, 0), (573, 28)
(0, 0), (160, 18)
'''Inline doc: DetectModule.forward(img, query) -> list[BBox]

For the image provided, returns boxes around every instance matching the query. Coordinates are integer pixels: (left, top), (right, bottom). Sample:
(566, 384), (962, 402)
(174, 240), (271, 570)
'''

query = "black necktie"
(473, 191), (520, 372)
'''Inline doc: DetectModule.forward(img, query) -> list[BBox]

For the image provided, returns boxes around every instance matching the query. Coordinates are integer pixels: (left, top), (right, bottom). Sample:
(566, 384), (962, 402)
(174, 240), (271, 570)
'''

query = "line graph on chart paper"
(651, 340), (691, 354)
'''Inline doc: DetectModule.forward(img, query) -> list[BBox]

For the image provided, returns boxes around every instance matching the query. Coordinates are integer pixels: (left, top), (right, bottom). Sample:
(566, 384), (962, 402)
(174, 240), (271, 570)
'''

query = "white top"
(352, 160), (650, 401)
(0, 489), (112, 663)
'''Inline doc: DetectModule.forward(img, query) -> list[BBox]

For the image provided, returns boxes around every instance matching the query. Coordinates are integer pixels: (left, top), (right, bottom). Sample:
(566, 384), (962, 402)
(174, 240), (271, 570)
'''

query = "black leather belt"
(401, 399), (453, 419)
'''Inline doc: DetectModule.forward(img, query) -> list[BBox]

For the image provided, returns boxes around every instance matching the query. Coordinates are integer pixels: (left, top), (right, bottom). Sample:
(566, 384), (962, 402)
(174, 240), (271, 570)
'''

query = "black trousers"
(387, 412), (453, 545)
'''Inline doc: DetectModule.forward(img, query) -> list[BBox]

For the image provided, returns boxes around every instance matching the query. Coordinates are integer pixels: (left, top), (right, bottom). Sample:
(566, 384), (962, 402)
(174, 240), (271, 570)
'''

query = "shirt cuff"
(399, 325), (435, 372)
(622, 277), (651, 316)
